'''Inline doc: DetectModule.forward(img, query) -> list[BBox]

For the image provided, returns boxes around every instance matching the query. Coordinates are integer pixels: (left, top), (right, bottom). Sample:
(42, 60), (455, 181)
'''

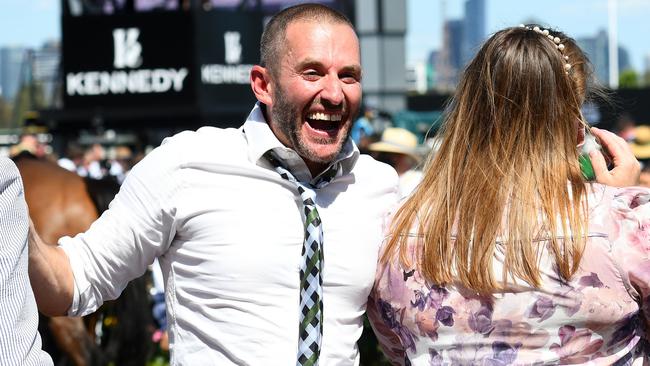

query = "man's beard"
(271, 85), (352, 165)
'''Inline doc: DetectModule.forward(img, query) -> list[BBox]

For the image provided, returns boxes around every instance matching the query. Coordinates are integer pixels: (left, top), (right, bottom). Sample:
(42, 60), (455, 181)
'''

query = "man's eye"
(340, 74), (360, 83)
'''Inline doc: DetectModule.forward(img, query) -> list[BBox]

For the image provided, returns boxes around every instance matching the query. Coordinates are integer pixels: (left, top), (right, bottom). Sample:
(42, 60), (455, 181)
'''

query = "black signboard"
(63, 12), (196, 109)
(195, 10), (262, 115)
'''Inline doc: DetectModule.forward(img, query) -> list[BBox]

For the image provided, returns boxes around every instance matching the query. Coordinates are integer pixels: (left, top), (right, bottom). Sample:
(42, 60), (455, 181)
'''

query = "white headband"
(520, 24), (572, 74)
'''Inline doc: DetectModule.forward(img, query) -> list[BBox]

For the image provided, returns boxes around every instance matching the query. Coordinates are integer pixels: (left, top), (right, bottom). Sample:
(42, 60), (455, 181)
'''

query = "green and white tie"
(265, 151), (337, 366)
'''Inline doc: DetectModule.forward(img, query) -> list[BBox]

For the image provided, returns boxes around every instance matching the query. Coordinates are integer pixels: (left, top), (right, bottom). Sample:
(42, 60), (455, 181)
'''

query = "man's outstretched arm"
(28, 219), (75, 316)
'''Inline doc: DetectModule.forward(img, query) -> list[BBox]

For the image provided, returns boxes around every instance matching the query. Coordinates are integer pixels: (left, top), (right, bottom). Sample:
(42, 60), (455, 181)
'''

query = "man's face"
(267, 20), (362, 172)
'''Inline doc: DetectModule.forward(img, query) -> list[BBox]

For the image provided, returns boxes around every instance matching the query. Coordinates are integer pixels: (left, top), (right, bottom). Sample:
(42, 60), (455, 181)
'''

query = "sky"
(0, 0), (649, 72)
(408, 0), (650, 72)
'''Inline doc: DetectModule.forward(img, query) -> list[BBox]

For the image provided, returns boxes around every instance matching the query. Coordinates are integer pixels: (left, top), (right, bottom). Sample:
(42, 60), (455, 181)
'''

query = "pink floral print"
(368, 184), (650, 365)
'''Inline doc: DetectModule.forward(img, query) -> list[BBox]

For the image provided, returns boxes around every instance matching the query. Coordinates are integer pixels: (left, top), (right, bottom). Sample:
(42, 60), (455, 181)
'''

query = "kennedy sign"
(66, 27), (188, 96)
(63, 12), (194, 108)
(201, 31), (252, 85)
(195, 10), (262, 112)
(62, 10), (262, 121)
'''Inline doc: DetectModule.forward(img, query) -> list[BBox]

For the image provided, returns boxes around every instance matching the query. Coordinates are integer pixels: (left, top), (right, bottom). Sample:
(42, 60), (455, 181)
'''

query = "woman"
(367, 25), (648, 365)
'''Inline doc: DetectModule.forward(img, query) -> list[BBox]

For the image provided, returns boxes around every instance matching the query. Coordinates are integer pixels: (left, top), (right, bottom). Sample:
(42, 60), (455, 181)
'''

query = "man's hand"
(589, 127), (640, 187)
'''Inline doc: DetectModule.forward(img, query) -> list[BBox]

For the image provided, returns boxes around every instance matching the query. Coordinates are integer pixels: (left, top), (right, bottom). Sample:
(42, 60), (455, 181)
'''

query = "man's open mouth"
(306, 112), (344, 133)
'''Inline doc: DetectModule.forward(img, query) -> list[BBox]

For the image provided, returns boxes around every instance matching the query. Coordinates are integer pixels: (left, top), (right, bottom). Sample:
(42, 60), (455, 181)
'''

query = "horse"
(14, 152), (154, 366)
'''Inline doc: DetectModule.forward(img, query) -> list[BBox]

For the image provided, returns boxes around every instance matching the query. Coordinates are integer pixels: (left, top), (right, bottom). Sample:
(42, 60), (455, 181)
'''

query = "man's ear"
(250, 65), (273, 106)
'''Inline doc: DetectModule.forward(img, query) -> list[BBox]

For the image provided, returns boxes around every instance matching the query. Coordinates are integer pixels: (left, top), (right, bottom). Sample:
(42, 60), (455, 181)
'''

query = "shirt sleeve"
(60, 136), (185, 316)
(608, 187), (650, 322)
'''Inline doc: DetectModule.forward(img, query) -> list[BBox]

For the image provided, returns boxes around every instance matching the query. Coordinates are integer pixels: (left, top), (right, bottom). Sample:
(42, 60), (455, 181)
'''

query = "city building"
(406, 61), (428, 94)
(462, 0), (485, 65)
(417, 0), (486, 92)
(0, 46), (27, 102)
(33, 41), (62, 108)
(356, 0), (408, 112)
(578, 29), (631, 87)
(437, 18), (463, 91)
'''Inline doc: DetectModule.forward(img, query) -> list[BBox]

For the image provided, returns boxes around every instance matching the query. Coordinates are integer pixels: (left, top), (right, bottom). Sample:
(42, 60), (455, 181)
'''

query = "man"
(29, 4), (398, 365)
(27, 3), (640, 366)
(351, 107), (376, 150)
(0, 158), (53, 366)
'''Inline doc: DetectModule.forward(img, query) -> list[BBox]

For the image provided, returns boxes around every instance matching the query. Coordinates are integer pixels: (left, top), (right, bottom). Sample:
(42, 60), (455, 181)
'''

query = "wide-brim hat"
(630, 125), (650, 159)
(368, 127), (421, 162)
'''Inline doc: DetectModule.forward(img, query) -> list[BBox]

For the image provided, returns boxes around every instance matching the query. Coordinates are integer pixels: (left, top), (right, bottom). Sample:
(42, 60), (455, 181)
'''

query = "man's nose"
(320, 75), (344, 106)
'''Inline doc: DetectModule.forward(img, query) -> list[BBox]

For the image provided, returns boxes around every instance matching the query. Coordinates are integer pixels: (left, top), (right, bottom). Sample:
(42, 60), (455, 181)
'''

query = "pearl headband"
(520, 24), (572, 74)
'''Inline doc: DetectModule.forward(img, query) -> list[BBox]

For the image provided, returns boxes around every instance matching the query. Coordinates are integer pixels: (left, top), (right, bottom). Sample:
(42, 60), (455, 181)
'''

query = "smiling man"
(252, 15), (363, 175)
(28, 3), (399, 366)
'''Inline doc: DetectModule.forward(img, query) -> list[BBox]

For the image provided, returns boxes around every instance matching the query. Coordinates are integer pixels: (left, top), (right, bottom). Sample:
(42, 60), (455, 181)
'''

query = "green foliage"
(12, 83), (45, 125)
(146, 356), (170, 366)
(618, 68), (639, 89)
(643, 70), (650, 87)
(0, 97), (13, 129)
(359, 315), (391, 366)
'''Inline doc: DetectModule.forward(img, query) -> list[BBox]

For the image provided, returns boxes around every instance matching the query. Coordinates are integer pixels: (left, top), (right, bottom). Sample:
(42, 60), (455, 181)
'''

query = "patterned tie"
(265, 151), (338, 366)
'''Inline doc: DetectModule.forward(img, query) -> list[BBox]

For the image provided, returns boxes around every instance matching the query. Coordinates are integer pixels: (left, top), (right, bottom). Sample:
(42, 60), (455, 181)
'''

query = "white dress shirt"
(0, 158), (53, 366)
(60, 104), (399, 365)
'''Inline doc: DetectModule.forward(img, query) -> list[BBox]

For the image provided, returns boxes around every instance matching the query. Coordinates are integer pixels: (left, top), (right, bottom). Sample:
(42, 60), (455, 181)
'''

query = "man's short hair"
(259, 3), (354, 77)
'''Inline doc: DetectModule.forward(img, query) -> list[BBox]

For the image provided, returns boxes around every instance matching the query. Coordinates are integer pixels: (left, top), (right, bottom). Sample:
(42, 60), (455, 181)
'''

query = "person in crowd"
(368, 25), (645, 365)
(614, 114), (638, 142)
(77, 143), (108, 179)
(351, 107), (376, 151)
(0, 158), (53, 366)
(28, 4), (399, 365)
(107, 145), (134, 183)
(57, 142), (85, 173)
(368, 127), (424, 198)
(9, 133), (49, 160)
(629, 124), (650, 187)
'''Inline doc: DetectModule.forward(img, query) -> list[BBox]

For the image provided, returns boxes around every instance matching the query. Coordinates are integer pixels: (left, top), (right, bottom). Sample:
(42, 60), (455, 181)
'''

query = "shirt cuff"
(59, 236), (89, 317)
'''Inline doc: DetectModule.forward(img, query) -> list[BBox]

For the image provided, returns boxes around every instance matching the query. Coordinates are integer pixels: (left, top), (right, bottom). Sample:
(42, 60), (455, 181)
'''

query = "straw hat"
(368, 127), (421, 162)
(630, 125), (650, 159)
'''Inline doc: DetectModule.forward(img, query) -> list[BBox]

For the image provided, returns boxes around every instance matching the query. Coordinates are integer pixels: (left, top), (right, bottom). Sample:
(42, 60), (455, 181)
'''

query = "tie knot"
(265, 151), (338, 190)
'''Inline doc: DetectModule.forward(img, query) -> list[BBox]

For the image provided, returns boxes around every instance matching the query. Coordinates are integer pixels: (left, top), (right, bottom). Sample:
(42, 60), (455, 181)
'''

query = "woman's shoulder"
(587, 183), (650, 227)
(587, 184), (650, 294)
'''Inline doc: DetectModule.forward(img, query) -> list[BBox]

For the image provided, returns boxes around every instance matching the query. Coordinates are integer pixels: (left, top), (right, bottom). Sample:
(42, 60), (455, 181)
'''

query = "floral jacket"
(368, 184), (650, 365)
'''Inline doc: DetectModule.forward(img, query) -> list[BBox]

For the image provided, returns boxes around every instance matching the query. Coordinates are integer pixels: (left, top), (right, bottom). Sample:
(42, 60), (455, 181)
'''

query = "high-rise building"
(33, 41), (61, 107)
(437, 19), (463, 90)
(428, 0), (486, 92)
(356, 0), (408, 112)
(578, 29), (632, 87)
(406, 61), (429, 94)
(462, 0), (485, 65)
(0, 46), (27, 102)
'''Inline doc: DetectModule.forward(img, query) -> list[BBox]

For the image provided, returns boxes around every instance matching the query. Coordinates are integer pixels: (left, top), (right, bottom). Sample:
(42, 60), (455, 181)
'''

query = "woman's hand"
(589, 127), (640, 187)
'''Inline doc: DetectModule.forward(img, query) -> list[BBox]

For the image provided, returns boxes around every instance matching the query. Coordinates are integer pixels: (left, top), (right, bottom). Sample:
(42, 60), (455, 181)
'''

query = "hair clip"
(519, 24), (572, 74)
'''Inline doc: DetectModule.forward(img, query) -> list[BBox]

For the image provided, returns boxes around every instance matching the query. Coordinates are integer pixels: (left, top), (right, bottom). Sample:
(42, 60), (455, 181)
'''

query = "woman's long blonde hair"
(383, 26), (596, 295)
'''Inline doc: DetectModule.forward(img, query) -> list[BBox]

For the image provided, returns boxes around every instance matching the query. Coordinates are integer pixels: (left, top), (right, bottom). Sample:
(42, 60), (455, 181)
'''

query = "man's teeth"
(307, 112), (342, 122)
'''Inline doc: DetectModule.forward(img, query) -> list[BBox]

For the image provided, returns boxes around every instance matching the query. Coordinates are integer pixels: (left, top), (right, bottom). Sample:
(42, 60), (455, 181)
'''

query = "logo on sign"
(113, 28), (142, 69)
(201, 30), (251, 85)
(224, 31), (242, 64)
(66, 27), (189, 96)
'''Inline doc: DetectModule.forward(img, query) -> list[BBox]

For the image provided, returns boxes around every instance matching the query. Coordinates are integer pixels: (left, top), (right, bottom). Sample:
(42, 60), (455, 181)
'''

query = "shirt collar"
(242, 102), (359, 183)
